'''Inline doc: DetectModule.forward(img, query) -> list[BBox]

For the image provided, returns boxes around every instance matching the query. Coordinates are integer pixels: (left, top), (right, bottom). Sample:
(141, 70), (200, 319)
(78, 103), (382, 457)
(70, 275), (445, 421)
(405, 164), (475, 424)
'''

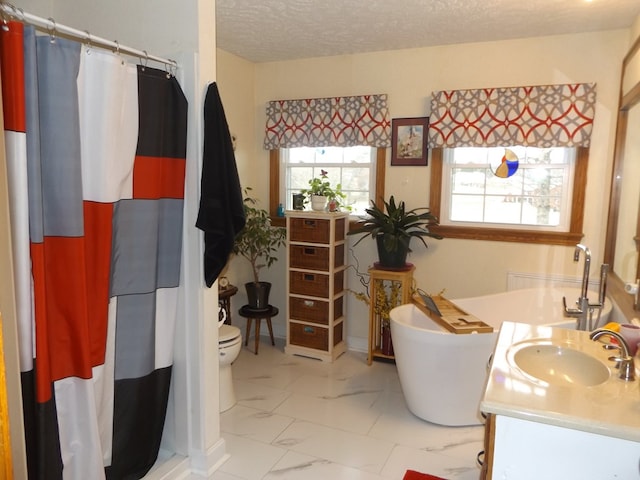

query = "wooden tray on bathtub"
(412, 293), (494, 334)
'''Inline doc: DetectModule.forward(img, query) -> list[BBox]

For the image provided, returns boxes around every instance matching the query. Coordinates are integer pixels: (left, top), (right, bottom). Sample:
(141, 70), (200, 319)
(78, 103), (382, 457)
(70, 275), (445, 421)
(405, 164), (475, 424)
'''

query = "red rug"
(403, 470), (447, 480)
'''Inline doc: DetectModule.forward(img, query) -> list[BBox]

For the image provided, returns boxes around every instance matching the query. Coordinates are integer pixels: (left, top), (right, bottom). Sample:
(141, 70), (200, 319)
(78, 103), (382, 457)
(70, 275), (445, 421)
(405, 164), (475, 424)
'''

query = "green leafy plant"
(300, 169), (349, 210)
(348, 195), (442, 254)
(232, 188), (286, 284)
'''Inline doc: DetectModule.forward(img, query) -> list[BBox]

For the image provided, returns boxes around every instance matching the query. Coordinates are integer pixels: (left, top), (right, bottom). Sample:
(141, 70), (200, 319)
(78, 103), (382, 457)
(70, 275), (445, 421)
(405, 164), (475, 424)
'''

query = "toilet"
(218, 323), (242, 412)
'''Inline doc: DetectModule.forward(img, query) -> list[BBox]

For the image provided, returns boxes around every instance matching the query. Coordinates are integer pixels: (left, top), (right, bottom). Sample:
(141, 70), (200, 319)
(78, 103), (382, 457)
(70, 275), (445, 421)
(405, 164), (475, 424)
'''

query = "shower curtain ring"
(7, 4), (24, 23)
(140, 50), (149, 72)
(2, 4), (13, 23)
(47, 17), (56, 43)
(84, 30), (92, 53)
(114, 40), (125, 65)
(164, 59), (177, 78)
(16, 6), (24, 21)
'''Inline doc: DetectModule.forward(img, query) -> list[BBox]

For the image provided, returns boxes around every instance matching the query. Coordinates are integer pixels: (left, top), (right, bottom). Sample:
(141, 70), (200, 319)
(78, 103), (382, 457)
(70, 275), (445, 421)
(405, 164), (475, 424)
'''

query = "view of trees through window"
(283, 146), (375, 214)
(443, 146), (575, 230)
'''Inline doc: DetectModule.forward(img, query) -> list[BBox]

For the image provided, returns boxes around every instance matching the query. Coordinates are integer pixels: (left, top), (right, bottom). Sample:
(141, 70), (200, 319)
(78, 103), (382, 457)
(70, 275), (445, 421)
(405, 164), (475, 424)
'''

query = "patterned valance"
(428, 83), (596, 148)
(263, 94), (391, 149)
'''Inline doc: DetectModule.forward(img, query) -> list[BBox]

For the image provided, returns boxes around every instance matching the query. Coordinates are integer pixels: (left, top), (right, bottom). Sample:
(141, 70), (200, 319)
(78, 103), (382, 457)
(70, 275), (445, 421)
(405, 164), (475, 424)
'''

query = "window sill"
(271, 216), (582, 245)
(430, 225), (583, 246)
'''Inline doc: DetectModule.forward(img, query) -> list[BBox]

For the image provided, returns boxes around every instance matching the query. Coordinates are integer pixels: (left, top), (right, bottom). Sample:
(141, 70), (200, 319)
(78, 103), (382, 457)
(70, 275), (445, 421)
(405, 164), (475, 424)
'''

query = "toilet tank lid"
(219, 324), (241, 342)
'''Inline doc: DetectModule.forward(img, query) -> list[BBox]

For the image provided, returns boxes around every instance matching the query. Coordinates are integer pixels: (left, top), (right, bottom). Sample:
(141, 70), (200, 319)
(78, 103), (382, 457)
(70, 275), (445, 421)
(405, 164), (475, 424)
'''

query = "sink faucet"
(563, 244), (609, 331)
(589, 329), (635, 381)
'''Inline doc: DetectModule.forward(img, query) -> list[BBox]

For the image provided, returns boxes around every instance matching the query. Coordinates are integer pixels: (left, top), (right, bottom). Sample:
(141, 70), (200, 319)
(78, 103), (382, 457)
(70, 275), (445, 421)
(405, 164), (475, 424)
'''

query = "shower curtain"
(1, 21), (187, 479)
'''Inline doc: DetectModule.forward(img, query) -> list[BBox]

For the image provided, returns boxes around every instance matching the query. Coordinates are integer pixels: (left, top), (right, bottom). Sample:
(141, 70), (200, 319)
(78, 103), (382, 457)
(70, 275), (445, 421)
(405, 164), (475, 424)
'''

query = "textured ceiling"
(216, 0), (640, 63)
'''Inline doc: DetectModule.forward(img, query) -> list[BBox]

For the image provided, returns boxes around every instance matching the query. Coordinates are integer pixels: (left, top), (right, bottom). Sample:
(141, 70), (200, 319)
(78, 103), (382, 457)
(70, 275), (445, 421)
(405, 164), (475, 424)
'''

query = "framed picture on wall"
(391, 117), (429, 166)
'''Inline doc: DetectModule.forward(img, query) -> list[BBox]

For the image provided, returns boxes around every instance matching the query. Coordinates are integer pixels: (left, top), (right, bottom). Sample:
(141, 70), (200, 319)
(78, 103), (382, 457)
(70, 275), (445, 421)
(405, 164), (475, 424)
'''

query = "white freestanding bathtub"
(390, 287), (612, 426)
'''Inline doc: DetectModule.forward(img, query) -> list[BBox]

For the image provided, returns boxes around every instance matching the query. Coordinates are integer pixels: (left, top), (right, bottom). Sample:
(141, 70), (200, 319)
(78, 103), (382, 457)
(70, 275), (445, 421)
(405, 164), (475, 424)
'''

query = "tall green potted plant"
(232, 188), (286, 308)
(348, 196), (442, 269)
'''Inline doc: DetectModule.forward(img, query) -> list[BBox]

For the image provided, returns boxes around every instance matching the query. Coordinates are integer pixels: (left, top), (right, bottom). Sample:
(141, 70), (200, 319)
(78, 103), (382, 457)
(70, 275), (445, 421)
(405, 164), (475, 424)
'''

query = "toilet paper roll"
(624, 282), (639, 295)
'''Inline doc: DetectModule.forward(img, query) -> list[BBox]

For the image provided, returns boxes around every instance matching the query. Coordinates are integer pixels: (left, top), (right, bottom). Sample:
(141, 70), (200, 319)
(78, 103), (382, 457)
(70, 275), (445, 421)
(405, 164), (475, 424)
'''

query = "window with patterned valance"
(428, 82), (598, 246)
(428, 83), (597, 149)
(263, 94), (391, 149)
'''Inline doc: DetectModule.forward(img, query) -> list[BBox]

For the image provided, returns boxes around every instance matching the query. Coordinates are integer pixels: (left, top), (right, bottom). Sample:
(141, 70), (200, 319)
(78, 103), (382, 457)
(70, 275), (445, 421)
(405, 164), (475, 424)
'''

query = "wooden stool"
(238, 305), (278, 354)
(218, 284), (238, 324)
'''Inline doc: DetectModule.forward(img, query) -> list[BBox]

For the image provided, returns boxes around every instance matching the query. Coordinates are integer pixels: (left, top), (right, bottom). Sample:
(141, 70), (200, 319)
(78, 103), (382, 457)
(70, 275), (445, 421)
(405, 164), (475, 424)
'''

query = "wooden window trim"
(428, 147), (587, 246)
(269, 149), (282, 225)
(269, 148), (386, 229)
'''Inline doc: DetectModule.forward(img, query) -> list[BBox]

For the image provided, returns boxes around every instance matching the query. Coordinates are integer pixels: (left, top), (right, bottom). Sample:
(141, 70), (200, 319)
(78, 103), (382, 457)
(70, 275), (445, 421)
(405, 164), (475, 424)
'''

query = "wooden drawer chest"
(285, 211), (348, 362)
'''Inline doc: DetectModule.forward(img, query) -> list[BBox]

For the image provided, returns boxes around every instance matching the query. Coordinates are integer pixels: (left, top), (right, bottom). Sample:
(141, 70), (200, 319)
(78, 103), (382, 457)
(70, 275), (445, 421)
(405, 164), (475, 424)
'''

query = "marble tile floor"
(208, 337), (485, 480)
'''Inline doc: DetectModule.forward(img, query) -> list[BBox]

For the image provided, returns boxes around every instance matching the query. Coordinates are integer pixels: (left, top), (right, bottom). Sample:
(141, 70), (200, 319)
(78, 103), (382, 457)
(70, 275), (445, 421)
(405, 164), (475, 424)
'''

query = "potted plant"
(347, 250), (406, 356)
(348, 196), (442, 269)
(232, 188), (286, 309)
(300, 169), (348, 211)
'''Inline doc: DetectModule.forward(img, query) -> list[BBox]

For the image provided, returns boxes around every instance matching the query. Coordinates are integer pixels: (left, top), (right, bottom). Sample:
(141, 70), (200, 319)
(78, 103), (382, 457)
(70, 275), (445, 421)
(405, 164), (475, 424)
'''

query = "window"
(269, 148), (386, 222)
(426, 83), (594, 245)
(442, 146), (575, 230)
(281, 146), (375, 215)
(429, 147), (588, 245)
(263, 94), (390, 219)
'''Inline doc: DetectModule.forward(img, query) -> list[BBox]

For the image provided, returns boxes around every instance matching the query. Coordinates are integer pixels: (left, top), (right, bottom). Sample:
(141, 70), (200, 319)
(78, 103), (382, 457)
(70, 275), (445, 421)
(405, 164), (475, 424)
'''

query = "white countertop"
(481, 322), (640, 442)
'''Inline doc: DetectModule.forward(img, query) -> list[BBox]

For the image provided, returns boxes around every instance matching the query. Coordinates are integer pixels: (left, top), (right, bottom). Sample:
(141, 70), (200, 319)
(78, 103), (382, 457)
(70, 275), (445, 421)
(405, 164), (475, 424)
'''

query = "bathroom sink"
(510, 342), (610, 387)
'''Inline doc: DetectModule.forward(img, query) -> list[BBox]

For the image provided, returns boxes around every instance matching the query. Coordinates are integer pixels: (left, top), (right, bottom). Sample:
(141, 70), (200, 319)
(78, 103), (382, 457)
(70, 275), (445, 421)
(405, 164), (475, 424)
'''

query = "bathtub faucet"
(575, 244), (591, 299)
(563, 244), (609, 331)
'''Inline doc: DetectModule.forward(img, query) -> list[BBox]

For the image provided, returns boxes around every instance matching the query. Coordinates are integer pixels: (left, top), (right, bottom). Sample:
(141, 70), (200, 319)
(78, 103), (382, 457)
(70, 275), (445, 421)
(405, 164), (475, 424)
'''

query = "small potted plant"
(348, 196), (442, 269)
(300, 170), (348, 211)
(232, 188), (286, 309)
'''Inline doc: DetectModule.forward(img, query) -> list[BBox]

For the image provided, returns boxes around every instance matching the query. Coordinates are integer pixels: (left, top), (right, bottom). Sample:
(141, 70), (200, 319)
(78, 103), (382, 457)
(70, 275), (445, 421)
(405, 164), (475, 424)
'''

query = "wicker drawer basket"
(289, 244), (344, 271)
(290, 218), (330, 243)
(289, 322), (328, 350)
(290, 245), (329, 270)
(289, 270), (344, 297)
(289, 296), (344, 325)
(290, 217), (346, 244)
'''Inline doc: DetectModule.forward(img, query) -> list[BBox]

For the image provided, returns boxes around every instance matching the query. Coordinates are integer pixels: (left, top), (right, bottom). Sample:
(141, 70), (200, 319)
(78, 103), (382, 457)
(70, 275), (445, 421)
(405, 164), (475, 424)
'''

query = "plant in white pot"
(232, 188), (286, 309)
(300, 170), (348, 212)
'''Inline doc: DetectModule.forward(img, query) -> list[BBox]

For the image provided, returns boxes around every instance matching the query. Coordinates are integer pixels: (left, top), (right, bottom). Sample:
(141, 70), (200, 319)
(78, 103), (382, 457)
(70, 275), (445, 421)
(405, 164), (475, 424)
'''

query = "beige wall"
(219, 29), (629, 346)
(216, 50), (258, 192)
(625, 16), (640, 95)
(632, 14), (640, 42)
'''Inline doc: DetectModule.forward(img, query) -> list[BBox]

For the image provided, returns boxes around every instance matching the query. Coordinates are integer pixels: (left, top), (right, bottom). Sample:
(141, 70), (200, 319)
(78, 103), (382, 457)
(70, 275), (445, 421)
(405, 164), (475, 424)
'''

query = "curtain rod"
(1, 2), (177, 70)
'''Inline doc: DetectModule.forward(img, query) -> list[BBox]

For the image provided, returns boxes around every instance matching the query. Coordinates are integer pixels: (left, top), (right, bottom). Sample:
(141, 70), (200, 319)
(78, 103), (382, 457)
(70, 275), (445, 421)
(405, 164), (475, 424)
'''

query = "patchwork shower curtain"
(1, 22), (187, 479)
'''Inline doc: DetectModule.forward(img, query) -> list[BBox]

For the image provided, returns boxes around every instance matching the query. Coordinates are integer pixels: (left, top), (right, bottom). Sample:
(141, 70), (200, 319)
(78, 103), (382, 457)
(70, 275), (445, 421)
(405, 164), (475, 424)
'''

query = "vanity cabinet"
(481, 321), (640, 479)
(479, 414), (495, 480)
(285, 211), (348, 362)
(482, 414), (640, 479)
